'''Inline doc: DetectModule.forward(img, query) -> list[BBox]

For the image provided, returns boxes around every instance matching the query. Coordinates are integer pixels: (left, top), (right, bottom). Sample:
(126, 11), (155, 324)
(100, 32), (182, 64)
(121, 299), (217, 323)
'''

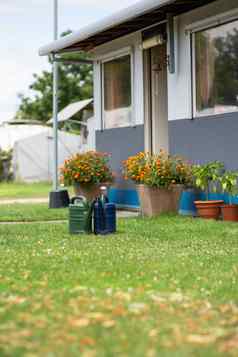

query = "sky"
(0, 0), (138, 123)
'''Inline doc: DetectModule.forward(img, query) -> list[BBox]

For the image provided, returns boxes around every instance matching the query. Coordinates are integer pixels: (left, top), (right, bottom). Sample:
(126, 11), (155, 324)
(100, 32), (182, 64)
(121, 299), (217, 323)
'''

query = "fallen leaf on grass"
(187, 334), (217, 344)
(7, 295), (27, 305)
(88, 312), (106, 322)
(128, 303), (148, 314)
(102, 320), (116, 328)
(111, 305), (127, 317)
(81, 349), (97, 357)
(80, 337), (96, 346)
(169, 293), (188, 303)
(69, 318), (90, 328)
(33, 318), (48, 329)
(149, 329), (158, 338)
(114, 291), (131, 302)
(146, 349), (156, 357)
(172, 325), (183, 344)
(17, 329), (33, 338)
(220, 334), (238, 353)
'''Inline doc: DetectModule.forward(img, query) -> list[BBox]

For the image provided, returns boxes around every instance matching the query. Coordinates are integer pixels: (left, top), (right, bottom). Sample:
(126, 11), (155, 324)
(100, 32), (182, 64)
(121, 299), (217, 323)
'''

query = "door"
(144, 43), (169, 154)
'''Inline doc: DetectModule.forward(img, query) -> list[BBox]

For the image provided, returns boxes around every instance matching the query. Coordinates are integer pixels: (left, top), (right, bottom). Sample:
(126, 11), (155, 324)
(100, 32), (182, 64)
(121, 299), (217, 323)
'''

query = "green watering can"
(69, 196), (92, 234)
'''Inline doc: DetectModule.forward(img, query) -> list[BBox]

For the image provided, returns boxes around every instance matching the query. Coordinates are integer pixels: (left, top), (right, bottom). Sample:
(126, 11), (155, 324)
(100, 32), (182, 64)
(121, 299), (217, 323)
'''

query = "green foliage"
(220, 171), (238, 204)
(192, 161), (224, 199)
(0, 149), (13, 182)
(214, 28), (238, 106)
(16, 31), (93, 124)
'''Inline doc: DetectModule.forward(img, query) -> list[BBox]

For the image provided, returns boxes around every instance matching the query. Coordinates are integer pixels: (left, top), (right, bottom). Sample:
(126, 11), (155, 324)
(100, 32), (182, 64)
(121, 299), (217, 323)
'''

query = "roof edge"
(39, 0), (172, 56)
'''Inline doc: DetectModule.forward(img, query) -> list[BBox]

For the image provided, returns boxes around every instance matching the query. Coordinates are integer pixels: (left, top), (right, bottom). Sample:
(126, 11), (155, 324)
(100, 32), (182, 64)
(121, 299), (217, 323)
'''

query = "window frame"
(191, 16), (238, 118)
(101, 48), (134, 130)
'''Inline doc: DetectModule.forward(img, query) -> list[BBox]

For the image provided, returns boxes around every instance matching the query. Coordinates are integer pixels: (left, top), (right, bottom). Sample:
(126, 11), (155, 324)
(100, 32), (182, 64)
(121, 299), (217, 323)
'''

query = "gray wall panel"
(96, 125), (144, 187)
(96, 114), (238, 176)
(169, 113), (238, 170)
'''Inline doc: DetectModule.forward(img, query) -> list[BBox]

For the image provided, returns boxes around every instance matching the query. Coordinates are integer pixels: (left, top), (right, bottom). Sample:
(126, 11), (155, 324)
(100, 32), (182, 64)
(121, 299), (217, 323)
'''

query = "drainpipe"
(167, 13), (175, 74)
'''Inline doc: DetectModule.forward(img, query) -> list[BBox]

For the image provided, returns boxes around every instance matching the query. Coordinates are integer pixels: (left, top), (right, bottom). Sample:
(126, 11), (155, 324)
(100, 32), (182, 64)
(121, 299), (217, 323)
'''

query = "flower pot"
(137, 184), (184, 217)
(221, 204), (238, 222)
(194, 200), (224, 220)
(73, 183), (109, 202)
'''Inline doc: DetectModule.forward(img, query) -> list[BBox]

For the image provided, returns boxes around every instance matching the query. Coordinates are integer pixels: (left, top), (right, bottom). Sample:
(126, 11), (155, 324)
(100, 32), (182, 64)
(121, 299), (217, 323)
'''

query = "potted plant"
(220, 171), (238, 222)
(60, 151), (113, 201)
(192, 161), (224, 220)
(123, 151), (193, 217)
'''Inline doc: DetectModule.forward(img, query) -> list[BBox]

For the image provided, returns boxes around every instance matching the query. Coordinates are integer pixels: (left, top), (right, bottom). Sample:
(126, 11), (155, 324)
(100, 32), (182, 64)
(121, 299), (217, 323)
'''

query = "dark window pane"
(103, 55), (132, 128)
(195, 20), (238, 116)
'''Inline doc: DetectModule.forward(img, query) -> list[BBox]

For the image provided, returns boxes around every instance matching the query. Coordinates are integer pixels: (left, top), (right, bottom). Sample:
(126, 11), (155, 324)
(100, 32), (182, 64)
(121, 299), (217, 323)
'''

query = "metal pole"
(53, 0), (59, 191)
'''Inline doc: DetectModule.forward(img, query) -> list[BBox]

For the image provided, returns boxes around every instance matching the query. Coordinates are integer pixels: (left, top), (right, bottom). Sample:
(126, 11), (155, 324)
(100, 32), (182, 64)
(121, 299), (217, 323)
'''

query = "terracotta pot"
(221, 204), (238, 222)
(73, 183), (109, 202)
(194, 200), (224, 220)
(137, 184), (184, 217)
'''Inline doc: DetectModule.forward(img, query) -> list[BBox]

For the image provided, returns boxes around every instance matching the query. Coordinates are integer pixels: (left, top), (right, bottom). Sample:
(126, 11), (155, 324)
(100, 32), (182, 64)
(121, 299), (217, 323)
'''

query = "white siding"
(168, 0), (238, 121)
(92, 0), (238, 126)
(92, 32), (144, 128)
(93, 61), (102, 131)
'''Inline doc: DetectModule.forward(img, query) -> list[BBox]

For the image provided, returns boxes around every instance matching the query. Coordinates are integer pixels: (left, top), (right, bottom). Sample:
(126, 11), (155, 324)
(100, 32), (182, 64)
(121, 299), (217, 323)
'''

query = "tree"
(16, 31), (93, 124)
(0, 149), (13, 182)
(214, 29), (238, 106)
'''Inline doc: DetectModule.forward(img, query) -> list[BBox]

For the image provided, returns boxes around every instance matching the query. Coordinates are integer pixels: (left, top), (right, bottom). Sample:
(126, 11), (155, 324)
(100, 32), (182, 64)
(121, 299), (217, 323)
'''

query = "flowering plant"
(123, 151), (193, 188)
(60, 151), (113, 186)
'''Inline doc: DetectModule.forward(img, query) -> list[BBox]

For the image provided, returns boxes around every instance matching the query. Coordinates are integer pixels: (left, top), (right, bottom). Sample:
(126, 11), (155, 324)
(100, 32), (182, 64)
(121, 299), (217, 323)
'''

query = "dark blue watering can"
(93, 193), (116, 235)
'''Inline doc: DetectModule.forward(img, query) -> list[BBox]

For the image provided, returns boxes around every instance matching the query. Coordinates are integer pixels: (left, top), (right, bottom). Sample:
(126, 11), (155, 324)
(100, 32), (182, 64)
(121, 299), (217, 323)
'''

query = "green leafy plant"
(220, 171), (238, 205)
(0, 149), (13, 182)
(192, 161), (224, 200)
(16, 31), (93, 126)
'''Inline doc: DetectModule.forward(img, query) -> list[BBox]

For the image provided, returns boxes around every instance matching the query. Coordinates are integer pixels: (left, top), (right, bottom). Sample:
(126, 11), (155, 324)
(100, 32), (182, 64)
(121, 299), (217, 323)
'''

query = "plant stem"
(206, 186), (209, 201)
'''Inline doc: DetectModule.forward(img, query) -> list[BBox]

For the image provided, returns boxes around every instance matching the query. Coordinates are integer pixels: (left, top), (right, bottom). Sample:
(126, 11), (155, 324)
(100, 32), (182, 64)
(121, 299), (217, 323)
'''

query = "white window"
(102, 54), (132, 129)
(194, 19), (238, 117)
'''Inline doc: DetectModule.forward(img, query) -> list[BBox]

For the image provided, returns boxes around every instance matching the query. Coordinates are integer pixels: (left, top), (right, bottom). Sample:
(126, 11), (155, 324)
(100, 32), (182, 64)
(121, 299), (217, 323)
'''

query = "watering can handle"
(71, 196), (87, 205)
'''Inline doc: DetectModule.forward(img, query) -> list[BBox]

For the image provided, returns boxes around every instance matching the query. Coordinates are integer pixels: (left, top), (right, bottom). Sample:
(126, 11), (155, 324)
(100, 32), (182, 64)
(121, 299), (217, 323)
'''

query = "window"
(195, 19), (238, 116)
(103, 54), (132, 129)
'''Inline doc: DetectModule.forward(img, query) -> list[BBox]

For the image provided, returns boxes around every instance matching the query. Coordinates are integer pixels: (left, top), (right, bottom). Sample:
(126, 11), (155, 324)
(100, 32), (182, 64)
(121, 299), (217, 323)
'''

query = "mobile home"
(40, 0), (238, 207)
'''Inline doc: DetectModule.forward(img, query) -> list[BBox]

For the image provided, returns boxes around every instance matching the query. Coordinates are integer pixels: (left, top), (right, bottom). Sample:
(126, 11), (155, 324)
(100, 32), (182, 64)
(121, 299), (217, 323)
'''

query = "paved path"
(0, 220), (66, 225)
(0, 209), (139, 225)
(0, 197), (139, 224)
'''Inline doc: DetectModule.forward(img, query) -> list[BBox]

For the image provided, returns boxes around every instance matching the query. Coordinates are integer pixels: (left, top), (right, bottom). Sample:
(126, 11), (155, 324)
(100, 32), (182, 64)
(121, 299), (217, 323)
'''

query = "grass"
(0, 182), (73, 200)
(0, 182), (52, 199)
(0, 203), (68, 222)
(0, 215), (238, 356)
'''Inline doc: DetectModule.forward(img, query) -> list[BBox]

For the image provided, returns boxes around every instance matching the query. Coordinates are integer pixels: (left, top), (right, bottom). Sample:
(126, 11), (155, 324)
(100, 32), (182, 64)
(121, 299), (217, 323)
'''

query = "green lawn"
(0, 215), (238, 356)
(0, 182), (52, 199)
(0, 182), (74, 200)
(0, 203), (67, 222)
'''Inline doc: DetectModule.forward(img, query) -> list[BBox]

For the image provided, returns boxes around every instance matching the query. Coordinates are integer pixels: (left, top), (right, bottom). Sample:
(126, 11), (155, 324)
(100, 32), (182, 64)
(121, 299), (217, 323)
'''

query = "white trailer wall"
(13, 129), (82, 182)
